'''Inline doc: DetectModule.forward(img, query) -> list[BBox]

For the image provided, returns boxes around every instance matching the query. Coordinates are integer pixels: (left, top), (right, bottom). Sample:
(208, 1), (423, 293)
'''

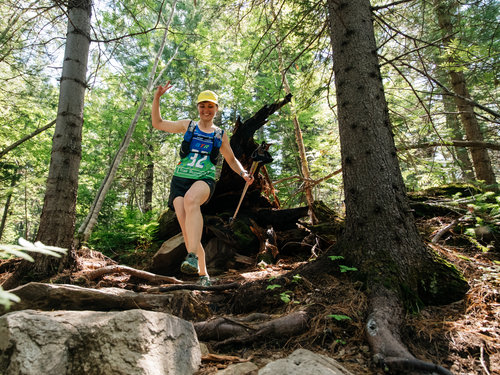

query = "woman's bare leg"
(173, 181), (210, 276)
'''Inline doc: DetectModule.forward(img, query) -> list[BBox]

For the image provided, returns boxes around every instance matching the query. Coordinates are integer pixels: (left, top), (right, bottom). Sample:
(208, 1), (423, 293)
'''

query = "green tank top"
(173, 125), (217, 180)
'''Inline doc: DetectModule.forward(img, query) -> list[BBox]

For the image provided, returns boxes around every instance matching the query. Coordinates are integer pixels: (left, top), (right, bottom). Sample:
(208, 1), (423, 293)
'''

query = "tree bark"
(1, 0), (93, 290)
(433, 0), (497, 187)
(0, 165), (18, 241)
(441, 80), (475, 180)
(143, 142), (154, 213)
(77, 1), (178, 244)
(325, 0), (468, 372)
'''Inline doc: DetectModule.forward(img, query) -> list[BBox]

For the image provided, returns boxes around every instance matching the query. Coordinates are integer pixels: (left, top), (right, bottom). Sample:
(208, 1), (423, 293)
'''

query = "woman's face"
(197, 101), (218, 121)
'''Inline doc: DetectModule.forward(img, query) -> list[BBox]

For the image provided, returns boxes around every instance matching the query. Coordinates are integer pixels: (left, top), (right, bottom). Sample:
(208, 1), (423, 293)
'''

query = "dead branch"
(400, 140), (500, 152)
(85, 265), (183, 284)
(431, 219), (460, 243)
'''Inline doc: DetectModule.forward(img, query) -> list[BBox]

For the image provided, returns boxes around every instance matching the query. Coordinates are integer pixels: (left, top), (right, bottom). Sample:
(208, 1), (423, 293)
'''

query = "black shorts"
(168, 175), (216, 210)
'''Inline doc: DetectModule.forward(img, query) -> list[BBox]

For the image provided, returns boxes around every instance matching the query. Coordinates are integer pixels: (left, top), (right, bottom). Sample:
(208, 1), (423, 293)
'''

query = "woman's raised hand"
(156, 81), (173, 97)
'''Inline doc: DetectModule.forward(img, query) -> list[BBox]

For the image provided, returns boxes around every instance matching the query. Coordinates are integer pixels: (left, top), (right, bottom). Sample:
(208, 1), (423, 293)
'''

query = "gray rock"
(217, 362), (259, 375)
(151, 233), (187, 275)
(257, 349), (354, 375)
(0, 309), (201, 375)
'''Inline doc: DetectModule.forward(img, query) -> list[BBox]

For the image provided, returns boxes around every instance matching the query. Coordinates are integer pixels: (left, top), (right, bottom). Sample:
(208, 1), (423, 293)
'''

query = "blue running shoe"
(197, 275), (211, 287)
(180, 252), (199, 274)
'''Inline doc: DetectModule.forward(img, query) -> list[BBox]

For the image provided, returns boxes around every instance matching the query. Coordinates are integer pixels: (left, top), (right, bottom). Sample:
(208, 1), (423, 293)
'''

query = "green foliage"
(87, 208), (159, 259)
(279, 291), (298, 304)
(327, 314), (352, 321)
(329, 255), (358, 273)
(266, 284), (282, 291)
(0, 0), (497, 263)
(0, 239), (67, 310)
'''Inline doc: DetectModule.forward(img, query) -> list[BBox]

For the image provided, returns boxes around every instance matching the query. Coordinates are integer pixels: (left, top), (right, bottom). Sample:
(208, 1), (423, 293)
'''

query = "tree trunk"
(2, 0), (93, 290)
(0, 165), (18, 241)
(143, 142), (154, 213)
(433, 0), (497, 187)
(442, 84), (475, 180)
(77, 1), (178, 245)
(37, 0), (92, 249)
(325, 0), (468, 372)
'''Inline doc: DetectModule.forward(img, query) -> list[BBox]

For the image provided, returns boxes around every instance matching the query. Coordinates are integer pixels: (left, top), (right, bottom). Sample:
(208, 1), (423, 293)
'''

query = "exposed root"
(194, 310), (309, 349)
(85, 265), (184, 284)
(367, 286), (454, 374)
(157, 282), (240, 292)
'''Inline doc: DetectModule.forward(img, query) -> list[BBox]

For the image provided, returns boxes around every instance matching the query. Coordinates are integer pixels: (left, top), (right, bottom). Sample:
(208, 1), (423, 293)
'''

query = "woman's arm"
(220, 132), (254, 184)
(152, 82), (190, 134)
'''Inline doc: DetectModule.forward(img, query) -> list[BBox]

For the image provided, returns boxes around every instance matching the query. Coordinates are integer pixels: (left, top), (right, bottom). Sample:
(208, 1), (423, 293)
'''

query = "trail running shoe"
(197, 275), (211, 287)
(180, 252), (199, 274)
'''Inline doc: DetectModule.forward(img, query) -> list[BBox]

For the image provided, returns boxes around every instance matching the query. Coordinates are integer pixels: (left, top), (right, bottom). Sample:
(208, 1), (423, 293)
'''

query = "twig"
(431, 219), (459, 243)
(480, 345), (491, 375)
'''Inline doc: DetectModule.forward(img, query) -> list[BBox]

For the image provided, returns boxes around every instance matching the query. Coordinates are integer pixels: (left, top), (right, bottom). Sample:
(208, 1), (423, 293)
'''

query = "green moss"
(408, 183), (482, 200)
(417, 251), (469, 305)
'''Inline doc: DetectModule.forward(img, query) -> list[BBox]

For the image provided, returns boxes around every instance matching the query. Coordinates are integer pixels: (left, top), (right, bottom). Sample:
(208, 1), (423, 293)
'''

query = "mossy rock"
(417, 250), (470, 305)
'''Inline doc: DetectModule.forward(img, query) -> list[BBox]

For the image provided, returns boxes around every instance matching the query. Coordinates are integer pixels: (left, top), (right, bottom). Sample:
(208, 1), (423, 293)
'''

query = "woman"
(152, 82), (254, 286)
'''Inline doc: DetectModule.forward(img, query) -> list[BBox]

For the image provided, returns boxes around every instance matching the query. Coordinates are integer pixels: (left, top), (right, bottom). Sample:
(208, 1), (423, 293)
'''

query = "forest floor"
(1, 216), (499, 374)
(186, 215), (500, 375)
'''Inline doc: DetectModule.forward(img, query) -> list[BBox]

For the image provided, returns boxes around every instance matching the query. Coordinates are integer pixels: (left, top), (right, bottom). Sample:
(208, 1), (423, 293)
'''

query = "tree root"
(380, 357), (453, 375)
(194, 310), (309, 348)
(157, 282), (240, 292)
(367, 286), (453, 375)
(85, 265), (184, 284)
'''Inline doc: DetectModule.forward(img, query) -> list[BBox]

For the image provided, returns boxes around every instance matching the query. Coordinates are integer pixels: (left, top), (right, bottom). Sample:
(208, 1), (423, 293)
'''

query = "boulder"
(0, 309), (201, 375)
(151, 233), (187, 275)
(257, 349), (354, 375)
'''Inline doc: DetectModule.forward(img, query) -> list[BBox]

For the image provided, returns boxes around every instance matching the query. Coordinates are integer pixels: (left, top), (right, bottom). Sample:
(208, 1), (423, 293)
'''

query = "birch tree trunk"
(77, 1), (178, 244)
(325, 0), (468, 372)
(433, 0), (497, 187)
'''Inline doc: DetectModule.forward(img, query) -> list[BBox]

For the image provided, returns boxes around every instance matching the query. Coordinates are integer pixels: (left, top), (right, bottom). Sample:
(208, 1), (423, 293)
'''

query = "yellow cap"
(197, 90), (218, 105)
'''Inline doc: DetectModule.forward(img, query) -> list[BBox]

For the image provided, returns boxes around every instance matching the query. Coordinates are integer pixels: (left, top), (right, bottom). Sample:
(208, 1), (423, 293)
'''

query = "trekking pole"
(229, 142), (273, 224)
(230, 160), (259, 223)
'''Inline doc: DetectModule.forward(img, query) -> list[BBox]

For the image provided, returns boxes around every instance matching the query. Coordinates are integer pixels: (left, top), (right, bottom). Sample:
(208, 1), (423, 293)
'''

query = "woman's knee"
(183, 193), (202, 211)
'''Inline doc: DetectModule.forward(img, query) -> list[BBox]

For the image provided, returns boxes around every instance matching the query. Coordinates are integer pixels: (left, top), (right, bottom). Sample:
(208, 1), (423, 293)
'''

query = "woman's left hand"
(242, 172), (255, 185)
